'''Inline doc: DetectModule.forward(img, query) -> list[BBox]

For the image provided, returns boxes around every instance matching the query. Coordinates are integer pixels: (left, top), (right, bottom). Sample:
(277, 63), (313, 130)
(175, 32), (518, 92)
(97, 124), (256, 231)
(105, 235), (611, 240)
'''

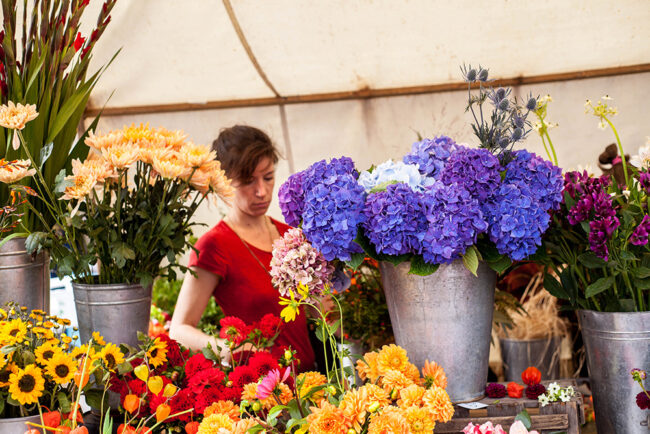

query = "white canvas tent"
(78, 0), (650, 240)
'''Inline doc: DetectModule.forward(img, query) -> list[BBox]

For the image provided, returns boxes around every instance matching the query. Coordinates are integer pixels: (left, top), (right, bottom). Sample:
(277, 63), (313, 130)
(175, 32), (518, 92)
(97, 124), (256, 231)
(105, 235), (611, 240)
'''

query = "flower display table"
(434, 380), (584, 434)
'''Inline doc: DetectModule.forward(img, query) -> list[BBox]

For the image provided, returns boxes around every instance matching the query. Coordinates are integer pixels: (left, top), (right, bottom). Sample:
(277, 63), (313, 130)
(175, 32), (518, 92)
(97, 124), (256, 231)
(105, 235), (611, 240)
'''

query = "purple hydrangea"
(278, 171), (306, 227)
(440, 147), (501, 205)
(420, 182), (488, 264)
(403, 136), (460, 179)
(301, 158), (366, 261)
(504, 150), (564, 211)
(629, 215), (650, 246)
(486, 182), (550, 261)
(362, 183), (428, 256)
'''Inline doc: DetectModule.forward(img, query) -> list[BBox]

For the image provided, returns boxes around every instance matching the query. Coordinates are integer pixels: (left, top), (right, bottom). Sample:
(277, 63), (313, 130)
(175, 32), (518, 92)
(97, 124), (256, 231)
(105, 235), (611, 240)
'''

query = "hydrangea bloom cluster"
(486, 183), (551, 261)
(358, 160), (433, 193)
(504, 150), (563, 211)
(420, 182), (488, 264)
(440, 147), (501, 205)
(362, 183), (428, 255)
(270, 228), (334, 302)
(277, 171), (305, 227)
(403, 135), (458, 178)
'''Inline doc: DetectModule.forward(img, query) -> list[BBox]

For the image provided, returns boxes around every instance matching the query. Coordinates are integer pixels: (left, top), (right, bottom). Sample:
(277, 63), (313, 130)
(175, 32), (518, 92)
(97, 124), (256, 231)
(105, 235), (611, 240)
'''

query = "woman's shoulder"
(195, 220), (236, 249)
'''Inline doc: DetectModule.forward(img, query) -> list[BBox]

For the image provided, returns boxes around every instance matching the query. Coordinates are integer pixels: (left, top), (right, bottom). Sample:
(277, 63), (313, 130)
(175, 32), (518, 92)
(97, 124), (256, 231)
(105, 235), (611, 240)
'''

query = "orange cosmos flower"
(0, 102), (38, 130)
(0, 159), (36, 183)
(204, 400), (240, 421)
(422, 360), (448, 389)
(377, 344), (409, 375)
(306, 401), (351, 434)
(422, 385), (454, 422)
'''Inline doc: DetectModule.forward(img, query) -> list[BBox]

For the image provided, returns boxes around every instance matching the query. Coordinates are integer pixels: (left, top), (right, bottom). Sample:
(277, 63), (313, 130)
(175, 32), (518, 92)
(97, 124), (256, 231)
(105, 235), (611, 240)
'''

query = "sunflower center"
(150, 348), (158, 358)
(18, 374), (35, 392)
(0, 370), (10, 383)
(43, 350), (54, 360)
(105, 354), (116, 368)
(55, 364), (70, 378)
(9, 328), (19, 337)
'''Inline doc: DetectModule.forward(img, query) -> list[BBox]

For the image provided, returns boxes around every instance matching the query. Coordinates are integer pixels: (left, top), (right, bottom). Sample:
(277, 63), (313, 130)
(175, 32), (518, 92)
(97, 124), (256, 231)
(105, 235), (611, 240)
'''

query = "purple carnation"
(420, 182), (488, 264)
(440, 147), (501, 206)
(629, 215), (650, 246)
(362, 183), (428, 256)
(403, 136), (460, 179)
(278, 171), (306, 227)
(505, 150), (564, 211)
(486, 182), (550, 261)
(563, 171), (610, 202)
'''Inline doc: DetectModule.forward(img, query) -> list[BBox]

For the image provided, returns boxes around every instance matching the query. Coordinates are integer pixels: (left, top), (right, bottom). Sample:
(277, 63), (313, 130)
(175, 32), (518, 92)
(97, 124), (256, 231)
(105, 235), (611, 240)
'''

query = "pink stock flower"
(509, 420), (539, 434)
(463, 421), (508, 434)
(256, 367), (291, 400)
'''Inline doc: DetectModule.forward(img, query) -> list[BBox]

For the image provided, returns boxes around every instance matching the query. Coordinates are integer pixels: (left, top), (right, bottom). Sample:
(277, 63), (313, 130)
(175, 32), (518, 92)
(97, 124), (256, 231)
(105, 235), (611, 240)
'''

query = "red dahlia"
(637, 391), (650, 410)
(485, 383), (507, 398)
(219, 316), (248, 345)
(525, 383), (547, 399)
(184, 353), (214, 379)
(188, 368), (226, 394)
(228, 365), (258, 389)
(258, 314), (282, 339)
(248, 351), (280, 378)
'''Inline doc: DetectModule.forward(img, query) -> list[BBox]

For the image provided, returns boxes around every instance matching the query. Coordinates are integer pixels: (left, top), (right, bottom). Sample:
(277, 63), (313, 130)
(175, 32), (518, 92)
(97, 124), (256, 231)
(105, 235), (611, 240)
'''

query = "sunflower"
(92, 331), (106, 345)
(32, 326), (54, 339)
(0, 351), (7, 370)
(45, 353), (77, 384)
(1, 319), (27, 345)
(8, 365), (45, 405)
(0, 363), (18, 387)
(0, 308), (7, 319)
(71, 344), (96, 361)
(35, 342), (63, 365)
(98, 343), (125, 371)
(146, 338), (168, 368)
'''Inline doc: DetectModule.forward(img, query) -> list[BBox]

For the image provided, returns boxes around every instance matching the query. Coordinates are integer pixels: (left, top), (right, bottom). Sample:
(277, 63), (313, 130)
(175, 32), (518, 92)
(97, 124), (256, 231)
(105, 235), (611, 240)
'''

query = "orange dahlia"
(338, 388), (369, 431)
(306, 401), (351, 434)
(422, 360), (448, 389)
(405, 405), (436, 434)
(397, 384), (426, 409)
(380, 369), (414, 396)
(203, 400), (240, 421)
(377, 344), (409, 375)
(356, 351), (380, 383)
(367, 406), (409, 434)
(358, 384), (391, 407)
(423, 385), (454, 422)
(296, 371), (327, 401)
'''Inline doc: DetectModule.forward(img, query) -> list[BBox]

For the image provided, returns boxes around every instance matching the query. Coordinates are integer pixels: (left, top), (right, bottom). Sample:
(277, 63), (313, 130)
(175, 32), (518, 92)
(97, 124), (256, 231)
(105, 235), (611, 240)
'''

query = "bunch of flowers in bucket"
(108, 314), (284, 433)
(278, 67), (563, 276)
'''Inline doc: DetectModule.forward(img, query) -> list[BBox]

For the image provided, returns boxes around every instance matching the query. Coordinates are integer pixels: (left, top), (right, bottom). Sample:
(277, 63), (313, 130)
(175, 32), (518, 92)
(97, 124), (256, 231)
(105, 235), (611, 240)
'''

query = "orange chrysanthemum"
(260, 382), (293, 411)
(422, 360), (448, 389)
(356, 351), (380, 383)
(367, 406), (409, 434)
(306, 401), (351, 434)
(60, 173), (97, 201)
(358, 384), (391, 407)
(101, 143), (140, 170)
(422, 385), (454, 422)
(397, 384), (426, 409)
(178, 142), (216, 169)
(405, 405), (436, 434)
(85, 130), (124, 151)
(0, 159), (36, 184)
(297, 371), (327, 401)
(380, 369), (414, 395)
(203, 400), (240, 421)
(241, 382), (258, 402)
(152, 156), (191, 180)
(0, 102), (38, 130)
(338, 387), (369, 431)
(70, 157), (114, 183)
(197, 413), (233, 434)
(377, 344), (409, 375)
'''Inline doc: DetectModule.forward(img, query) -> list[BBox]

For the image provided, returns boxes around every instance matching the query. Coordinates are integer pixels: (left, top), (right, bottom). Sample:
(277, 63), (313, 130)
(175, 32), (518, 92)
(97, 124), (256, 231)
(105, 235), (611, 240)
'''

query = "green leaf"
(462, 246), (479, 276)
(6, 395), (21, 406)
(39, 142), (53, 169)
(369, 180), (401, 193)
(633, 278), (650, 290)
(486, 255), (511, 273)
(57, 391), (71, 413)
(110, 242), (136, 268)
(84, 388), (107, 410)
(116, 361), (132, 375)
(620, 250), (637, 262)
(346, 252), (365, 270)
(102, 409), (113, 434)
(635, 266), (650, 279)
(201, 343), (220, 362)
(0, 398), (4, 415)
(268, 405), (288, 420)
(563, 190), (576, 210)
(54, 168), (73, 193)
(578, 252), (607, 269)
(580, 221), (590, 234)
(585, 276), (614, 298)
(25, 232), (48, 254)
(408, 255), (439, 276)
(543, 274), (569, 300)
(247, 425), (265, 434)
(514, 409), (532, 429)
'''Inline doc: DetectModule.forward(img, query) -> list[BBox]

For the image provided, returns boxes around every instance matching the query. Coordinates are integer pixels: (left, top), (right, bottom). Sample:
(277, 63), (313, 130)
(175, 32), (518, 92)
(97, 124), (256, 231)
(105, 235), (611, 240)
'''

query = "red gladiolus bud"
(73, 32), (86, 52)
(521, 366), (542, 386)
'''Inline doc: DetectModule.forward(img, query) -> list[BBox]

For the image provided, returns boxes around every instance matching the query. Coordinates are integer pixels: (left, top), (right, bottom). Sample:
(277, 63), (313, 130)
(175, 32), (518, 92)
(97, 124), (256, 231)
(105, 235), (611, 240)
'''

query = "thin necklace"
(227, 216), (274, 276)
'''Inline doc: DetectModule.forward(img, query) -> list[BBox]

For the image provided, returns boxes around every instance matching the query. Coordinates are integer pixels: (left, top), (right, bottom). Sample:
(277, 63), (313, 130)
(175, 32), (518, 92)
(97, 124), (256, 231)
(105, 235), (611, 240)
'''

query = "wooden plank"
(436, 414), (569, 433)
(487, 402), (524, 417)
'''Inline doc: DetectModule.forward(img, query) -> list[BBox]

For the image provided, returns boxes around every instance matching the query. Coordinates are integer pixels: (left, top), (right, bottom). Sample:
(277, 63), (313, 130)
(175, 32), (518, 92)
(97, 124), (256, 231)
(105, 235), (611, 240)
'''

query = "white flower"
(538, 393), (550, 407)
(547, 382), (560, 396)
(630, 144), (650, 170)
(598, 120), (607, 130)
(559, 391), (571, 402)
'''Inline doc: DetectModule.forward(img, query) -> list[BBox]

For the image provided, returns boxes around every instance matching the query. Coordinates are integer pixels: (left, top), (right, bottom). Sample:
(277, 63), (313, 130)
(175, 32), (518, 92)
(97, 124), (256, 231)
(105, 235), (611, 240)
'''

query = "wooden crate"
(435, 380), (584, 434)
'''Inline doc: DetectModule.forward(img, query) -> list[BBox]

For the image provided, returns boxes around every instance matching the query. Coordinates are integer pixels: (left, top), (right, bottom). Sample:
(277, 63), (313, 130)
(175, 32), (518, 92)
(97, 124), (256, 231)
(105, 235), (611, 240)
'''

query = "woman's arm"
(169, 267), (230, 360)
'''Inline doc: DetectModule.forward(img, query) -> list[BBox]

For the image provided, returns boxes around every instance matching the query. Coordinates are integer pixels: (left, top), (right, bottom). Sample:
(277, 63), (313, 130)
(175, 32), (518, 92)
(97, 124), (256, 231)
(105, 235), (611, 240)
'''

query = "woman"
(170, 125), (316, 371)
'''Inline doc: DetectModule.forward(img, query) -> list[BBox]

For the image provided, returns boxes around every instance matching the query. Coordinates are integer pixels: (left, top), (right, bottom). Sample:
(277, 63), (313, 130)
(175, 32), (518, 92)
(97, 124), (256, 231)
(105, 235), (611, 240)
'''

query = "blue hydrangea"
(440, 147), (501, 206)
(278, 170), (306, 227)
(403, 136), (459, 179)
(504, 150), (564, 211)
(420, 182), (489, 264)
(301, 158), (366, 261)
(485, 182), (551, 261)
(358, 160), (434, 193)
(362, 183), (428, 255)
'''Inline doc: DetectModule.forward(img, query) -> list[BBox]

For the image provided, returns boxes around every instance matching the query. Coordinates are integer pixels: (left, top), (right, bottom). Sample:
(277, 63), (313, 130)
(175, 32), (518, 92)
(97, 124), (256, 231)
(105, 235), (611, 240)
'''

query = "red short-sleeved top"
(188, 218), (316, 372)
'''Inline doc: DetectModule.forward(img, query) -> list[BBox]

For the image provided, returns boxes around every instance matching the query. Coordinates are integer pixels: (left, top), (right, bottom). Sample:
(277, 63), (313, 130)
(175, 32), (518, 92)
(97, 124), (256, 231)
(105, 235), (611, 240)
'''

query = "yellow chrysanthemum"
(338, 387), (369, 432)
(367, 405), (409, 434)
(261, 383), (293, 411)
(232, 418), (262, 434)
(241, 382), (258, 402)
(306, 401), (351, 434)
(377, 344), (409, 375)
(0, 159), (36, 184)
(204, 400), (240, 421)
(45, 352), (77, 384)
(397, 384), (426, 409)
(35, 342), (63, 365)
(98, 343), (125, 371)
(358, 384), (391, 407)
(61, 172), (98, 200)
(0, 101), (38, 130)
(296, 371), (327, 401)
(1, 319), (27, 345)
(356, 351), (380, 383)
(405, 405), (436, 434)
(422, 385), (454, 423)
(101, 143), (140, 170)
(422, 360), (448, 389)
(197, 413), (233, 434)
(146, 337), (168, 368)
(178, 142), (216, 169)
(0, 363), (18, 387)
(380, 369), (414, 396)
(8, 365), (45, 405)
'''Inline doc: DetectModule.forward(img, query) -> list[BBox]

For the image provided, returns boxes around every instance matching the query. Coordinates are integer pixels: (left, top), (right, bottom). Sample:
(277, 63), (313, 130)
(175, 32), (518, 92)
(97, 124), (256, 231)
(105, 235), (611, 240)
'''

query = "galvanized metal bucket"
(72, 282), (152, 348)
(579, 310), (650, 434)
(500, 337), (561, 382)
(380, 260), (496, 402)
(0, 237), (50, 312)
(0, 414), (43, 433)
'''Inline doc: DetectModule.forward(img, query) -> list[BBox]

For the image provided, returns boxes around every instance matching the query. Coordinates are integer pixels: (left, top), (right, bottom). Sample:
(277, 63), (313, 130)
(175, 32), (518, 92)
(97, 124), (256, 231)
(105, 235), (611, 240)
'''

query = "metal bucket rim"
(500, 337), (561, 344)
(0, 414), (41, 422)
(578, 309), (650, 318)
(72, 282), (151, 290)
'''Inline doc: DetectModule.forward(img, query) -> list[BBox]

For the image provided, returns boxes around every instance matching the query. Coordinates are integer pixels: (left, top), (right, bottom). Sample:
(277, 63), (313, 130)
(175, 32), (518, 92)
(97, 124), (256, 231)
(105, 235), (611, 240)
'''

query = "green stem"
(545, 131), (558, 166)
(540, 134), (552, 164)
(604, 116), (630, 189)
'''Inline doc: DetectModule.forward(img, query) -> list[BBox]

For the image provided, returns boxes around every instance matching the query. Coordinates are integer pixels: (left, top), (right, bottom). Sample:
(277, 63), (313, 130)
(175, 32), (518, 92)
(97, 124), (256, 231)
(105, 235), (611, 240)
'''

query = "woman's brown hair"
(212, 125), (280, 183)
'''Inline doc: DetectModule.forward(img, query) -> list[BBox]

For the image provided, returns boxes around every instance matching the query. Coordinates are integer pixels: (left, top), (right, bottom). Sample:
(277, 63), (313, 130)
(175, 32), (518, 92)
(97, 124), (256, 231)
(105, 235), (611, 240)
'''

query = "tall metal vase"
(579, 310), (650, 434)
(72, 282), (152, 347)
(0, 237), (49, 312)
(0, 415), (43, 433)
(380, 260), (496, 402)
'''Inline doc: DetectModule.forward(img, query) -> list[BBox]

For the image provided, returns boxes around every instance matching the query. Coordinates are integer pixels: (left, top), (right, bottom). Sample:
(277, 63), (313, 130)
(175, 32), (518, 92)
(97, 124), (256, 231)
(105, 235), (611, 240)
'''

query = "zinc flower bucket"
(380, 259), (496, 402)
(579, 310), (650, 433)
(0, 414), (43, 433)
(500, 337), (561, 382)
(0, 237), (49, 312)
(72, 282), (152, 347)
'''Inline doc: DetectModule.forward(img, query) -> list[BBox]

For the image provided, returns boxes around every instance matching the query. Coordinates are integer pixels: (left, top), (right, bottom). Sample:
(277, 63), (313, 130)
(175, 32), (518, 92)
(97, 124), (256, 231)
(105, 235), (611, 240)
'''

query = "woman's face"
(231, 157), (276, 217)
